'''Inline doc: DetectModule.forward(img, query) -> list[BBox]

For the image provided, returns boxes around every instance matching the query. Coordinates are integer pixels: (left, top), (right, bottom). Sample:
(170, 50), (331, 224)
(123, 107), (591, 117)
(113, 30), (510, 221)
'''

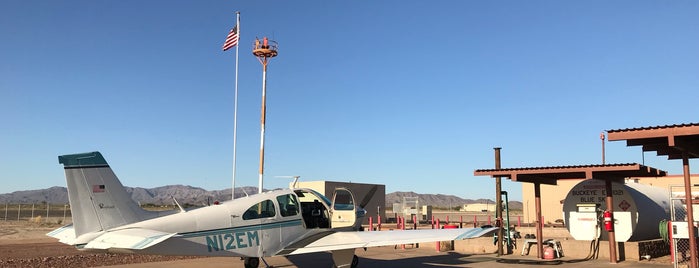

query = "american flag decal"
(93, 185), (105, 193)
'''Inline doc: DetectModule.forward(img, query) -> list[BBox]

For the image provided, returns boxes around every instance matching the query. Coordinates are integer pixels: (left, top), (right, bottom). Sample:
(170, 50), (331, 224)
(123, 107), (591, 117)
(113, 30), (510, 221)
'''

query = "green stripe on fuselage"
(178, 219), (303, 238)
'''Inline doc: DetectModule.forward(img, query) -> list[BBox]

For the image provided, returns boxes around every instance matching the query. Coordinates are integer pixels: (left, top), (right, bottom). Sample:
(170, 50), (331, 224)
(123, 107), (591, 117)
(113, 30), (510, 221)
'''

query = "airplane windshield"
(296, 189), (331, 207)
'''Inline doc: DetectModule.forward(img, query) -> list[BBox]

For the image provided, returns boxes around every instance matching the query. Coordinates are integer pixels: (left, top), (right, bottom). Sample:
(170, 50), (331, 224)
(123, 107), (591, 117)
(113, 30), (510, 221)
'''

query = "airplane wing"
(83, 228), (176, 250)
(281, 227), (498, 255)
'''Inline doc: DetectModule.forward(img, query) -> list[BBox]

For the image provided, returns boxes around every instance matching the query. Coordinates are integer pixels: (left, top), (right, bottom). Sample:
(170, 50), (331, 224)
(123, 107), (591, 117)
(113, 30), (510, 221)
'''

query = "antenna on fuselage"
(172, 196), (185, 213)
(274, 175), (301, 189)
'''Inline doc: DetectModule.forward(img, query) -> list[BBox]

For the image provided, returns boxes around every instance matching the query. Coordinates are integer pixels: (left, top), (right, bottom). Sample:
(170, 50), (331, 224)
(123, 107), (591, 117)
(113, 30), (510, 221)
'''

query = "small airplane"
(48, 151), (498, 268)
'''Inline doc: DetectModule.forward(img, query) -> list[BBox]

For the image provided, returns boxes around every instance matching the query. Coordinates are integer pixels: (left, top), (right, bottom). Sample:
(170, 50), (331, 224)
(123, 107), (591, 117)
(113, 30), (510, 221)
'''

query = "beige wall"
(460, 203), (493, 212)
(521, 174), (698, 225)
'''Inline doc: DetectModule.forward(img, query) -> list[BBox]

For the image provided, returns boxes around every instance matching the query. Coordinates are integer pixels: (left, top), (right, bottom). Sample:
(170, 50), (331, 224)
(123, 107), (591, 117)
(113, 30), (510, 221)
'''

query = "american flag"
(222, 25), (238, 51)
(92, 184), (105, 193)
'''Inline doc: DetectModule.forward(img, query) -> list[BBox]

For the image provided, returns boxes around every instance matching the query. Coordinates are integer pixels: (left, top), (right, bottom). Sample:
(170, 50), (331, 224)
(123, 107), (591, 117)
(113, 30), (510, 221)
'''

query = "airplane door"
(330, 188), (357, 229)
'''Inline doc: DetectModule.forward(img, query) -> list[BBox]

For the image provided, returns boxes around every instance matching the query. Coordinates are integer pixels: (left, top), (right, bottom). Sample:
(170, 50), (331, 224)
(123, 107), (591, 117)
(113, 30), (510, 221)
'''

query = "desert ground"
(0, 221), (204, 268)
(0, 207), (674, 268)
(0, 218), (674, 268)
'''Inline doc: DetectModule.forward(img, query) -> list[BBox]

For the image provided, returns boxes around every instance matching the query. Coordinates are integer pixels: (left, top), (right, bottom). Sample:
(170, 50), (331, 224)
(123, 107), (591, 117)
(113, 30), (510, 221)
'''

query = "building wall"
(460, 203), (493, 212)
(294, 181), (386, 224)
(521, 174), (698, 225)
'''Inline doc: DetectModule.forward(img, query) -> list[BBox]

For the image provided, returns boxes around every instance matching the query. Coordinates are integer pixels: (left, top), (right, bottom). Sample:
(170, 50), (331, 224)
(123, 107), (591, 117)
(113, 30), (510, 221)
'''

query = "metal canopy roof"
(607, 123), (699, 159)
(474, 163), (666, 185)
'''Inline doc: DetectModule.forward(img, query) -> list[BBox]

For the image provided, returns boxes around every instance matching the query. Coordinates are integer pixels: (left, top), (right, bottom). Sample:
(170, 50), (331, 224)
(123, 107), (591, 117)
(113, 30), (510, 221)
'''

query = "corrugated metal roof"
(474, 163), (639, 173)
(606, 122), (699, 160)
(607, 122), (699, 133)
(474, 163), (666, 185)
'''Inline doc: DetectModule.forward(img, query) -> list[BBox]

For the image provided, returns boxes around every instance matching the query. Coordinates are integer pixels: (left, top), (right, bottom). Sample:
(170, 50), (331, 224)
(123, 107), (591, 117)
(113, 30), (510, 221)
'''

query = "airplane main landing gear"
(331, 255), (358, 268)
(244, 257), (260, 268)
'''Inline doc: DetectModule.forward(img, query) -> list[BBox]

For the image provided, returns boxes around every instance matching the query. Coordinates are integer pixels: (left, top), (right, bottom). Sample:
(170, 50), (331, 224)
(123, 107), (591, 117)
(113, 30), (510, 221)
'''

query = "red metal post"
(534, 182), (543, 259)
(369, 217), (373, 231)
(435, 218), (441, 252)
(378, 215), (381, 231)
(682, 153), (698, 268)
(401, 216), (406, 250)
(669, 220), (675, 263)
(518, 216), (521, 228)
(605, 179), (618, 264)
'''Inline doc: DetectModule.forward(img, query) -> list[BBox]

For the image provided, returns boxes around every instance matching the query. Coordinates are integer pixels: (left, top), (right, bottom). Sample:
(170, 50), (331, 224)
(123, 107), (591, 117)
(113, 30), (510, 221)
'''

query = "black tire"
(244, 257), (260, 268)
(332, 255), (358, 268)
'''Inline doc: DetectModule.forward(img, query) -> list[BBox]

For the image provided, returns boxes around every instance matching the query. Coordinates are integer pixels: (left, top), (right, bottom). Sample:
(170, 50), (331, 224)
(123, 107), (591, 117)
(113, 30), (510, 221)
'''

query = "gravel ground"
(0, 222), (203, 268)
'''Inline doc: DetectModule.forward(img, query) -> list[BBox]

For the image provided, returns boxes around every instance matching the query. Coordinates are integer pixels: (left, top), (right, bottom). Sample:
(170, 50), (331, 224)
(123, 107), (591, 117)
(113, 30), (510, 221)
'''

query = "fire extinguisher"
(603, 210), (614, 231)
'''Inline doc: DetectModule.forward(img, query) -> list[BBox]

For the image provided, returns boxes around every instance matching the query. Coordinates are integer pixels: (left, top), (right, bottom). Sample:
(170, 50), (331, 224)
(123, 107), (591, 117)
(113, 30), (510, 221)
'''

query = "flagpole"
(231, 11), (240, 201)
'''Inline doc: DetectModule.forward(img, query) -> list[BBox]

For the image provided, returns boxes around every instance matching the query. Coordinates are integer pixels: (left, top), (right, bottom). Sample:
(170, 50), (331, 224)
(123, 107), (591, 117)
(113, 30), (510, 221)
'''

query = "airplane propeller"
(358, 185), (378, 209)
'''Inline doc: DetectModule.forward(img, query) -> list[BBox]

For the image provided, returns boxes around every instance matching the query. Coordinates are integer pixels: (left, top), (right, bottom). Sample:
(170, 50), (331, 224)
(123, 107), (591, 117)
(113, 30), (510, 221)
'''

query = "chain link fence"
(670, 185), (697, 268)
(2, 203), (71, 224)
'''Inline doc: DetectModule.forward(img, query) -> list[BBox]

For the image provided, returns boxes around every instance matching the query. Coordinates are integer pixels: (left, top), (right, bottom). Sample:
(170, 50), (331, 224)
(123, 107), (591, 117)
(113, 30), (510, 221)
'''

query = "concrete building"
(293, 181), (385, 224)
(460, 203), (493, 212)
(521, 174), (698, 225)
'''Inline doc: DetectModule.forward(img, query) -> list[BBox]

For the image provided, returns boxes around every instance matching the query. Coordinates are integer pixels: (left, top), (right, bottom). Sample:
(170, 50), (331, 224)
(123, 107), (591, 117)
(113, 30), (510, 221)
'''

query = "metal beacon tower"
(253, 37), (278, 194)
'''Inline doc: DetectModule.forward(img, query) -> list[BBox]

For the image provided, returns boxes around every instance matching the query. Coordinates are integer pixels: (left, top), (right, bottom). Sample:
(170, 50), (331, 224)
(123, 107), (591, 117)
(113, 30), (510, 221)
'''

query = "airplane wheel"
(244, 257), (259, 268)
(331, 254), (359, 268)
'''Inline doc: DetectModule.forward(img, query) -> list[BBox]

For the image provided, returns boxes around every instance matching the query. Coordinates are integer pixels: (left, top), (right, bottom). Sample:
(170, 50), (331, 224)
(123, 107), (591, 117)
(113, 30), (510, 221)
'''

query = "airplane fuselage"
(93, 189), (337, 258)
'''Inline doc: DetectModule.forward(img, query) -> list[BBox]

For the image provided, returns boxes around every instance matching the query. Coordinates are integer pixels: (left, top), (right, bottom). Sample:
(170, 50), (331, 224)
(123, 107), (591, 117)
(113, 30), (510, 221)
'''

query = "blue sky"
(2, 1), (698, 201)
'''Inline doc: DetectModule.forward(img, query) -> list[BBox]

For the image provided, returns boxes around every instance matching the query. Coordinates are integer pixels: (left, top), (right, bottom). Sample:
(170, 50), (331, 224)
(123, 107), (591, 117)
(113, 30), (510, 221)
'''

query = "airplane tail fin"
(58, 152), (158, 237)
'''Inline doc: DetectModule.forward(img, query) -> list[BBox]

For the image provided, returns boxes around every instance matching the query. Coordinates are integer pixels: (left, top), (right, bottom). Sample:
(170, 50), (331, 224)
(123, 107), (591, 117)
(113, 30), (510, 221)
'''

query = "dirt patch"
(0, 221), (203, 267)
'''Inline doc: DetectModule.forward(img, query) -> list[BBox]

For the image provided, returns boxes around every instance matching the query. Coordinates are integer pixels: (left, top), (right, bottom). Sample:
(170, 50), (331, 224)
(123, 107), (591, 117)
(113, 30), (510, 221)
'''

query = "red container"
(543, 246), (556, 259)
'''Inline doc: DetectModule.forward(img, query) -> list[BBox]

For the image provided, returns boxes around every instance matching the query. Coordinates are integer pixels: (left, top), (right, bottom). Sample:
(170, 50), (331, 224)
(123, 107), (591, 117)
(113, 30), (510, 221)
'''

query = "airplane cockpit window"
(243, 200), (276, 220)
(276, 194), (300, 217)
(333, 190), (355, 210)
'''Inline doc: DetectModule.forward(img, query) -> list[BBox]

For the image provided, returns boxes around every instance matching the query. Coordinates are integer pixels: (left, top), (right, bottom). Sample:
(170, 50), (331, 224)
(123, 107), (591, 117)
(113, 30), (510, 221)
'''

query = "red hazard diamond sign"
(619, 200), (631, 211)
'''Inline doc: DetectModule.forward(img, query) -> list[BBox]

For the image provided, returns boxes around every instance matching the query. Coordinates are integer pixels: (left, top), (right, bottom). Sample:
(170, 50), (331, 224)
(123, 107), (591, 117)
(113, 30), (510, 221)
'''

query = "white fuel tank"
(562, 179), (670, 242)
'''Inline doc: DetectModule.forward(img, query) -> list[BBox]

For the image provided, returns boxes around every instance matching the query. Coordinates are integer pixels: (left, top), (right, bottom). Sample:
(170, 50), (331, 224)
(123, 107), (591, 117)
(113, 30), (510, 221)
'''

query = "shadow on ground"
(285, 251), (498, 268)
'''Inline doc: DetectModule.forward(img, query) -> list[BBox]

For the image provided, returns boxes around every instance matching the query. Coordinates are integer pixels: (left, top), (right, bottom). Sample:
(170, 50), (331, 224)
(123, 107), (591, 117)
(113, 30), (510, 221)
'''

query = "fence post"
(46, 203), (50, 223)
(31, 203), (35, 220)
(63, 204), (68, 224)
(17, 204), (21, 221)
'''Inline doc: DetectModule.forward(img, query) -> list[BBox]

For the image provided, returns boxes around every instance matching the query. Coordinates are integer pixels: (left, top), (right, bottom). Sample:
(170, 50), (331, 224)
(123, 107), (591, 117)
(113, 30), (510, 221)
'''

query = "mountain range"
(0, 185), (522, 209)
